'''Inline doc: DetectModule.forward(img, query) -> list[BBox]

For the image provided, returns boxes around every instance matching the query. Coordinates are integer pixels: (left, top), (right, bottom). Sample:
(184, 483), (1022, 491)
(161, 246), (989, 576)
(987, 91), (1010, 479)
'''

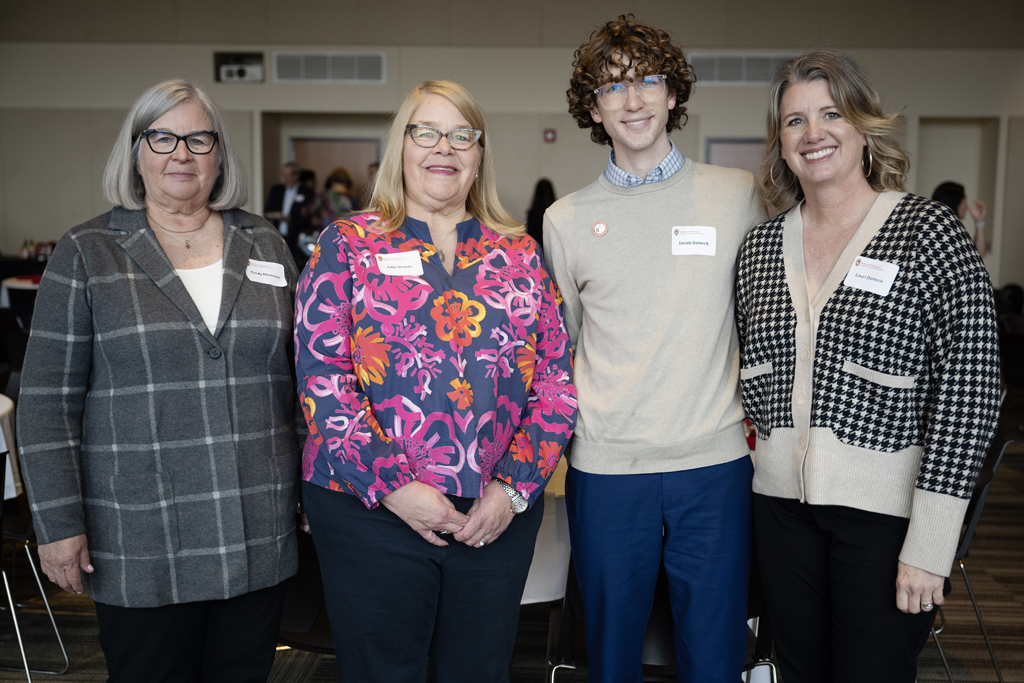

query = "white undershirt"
(175, 259), (224, 333)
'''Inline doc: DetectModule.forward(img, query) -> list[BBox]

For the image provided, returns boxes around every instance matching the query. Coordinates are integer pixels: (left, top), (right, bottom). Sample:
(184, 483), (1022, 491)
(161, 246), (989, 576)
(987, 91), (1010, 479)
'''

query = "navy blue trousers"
(302, 481), (543, 683)
(565, 456), (753, 683)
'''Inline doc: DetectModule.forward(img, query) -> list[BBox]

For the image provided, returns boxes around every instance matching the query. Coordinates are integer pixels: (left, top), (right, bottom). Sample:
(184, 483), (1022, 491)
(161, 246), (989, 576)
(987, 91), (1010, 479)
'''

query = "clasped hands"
(382, 480), (514, 548)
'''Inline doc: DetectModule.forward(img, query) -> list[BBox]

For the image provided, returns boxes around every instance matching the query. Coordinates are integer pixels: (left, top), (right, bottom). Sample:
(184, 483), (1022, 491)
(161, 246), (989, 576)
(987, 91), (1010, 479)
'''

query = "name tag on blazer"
(246, 259), (287, 287)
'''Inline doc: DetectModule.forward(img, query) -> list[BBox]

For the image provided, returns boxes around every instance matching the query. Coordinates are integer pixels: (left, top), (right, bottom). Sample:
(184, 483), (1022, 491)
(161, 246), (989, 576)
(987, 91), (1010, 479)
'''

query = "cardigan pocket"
(739, 361), (775, 438)
(106, 473), (180, 559)
(833, 360), (918, 452)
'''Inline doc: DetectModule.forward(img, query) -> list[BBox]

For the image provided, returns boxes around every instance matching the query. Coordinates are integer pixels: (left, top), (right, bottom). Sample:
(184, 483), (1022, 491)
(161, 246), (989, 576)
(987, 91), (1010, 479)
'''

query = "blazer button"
(208, 348), (223, 359)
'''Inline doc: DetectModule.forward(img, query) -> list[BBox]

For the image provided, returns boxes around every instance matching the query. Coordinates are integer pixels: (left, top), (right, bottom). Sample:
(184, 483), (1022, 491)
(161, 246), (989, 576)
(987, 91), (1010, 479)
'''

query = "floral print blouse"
(295, 213), (577, 509)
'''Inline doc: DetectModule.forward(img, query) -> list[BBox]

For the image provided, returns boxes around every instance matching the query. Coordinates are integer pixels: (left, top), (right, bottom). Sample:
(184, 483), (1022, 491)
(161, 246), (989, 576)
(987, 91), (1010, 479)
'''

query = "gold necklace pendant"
(438, 248), (445, 263)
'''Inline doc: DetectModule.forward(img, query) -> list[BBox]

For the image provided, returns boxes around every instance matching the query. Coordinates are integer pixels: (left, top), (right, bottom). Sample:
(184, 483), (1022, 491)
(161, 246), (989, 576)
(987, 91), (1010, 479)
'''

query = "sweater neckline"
(596, 156), (695, 195)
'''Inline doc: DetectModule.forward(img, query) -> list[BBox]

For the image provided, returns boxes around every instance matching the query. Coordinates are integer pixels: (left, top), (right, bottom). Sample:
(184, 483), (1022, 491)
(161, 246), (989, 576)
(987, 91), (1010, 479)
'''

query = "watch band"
(497, 480), (527, 514)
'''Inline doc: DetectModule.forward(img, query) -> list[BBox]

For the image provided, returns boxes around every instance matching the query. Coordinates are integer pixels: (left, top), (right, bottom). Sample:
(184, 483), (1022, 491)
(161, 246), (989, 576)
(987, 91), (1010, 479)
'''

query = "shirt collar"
(603, 141), (685, 188)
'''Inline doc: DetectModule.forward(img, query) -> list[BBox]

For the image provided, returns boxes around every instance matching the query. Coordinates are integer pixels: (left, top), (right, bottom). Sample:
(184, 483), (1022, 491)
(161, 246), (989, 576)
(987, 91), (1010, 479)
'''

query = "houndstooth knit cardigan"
(736, 192), (1000, 576)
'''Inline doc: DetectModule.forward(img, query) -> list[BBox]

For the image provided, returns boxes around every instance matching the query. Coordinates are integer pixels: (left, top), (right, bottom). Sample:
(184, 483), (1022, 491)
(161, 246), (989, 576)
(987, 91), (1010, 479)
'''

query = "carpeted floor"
(2, 454), (1022, 682)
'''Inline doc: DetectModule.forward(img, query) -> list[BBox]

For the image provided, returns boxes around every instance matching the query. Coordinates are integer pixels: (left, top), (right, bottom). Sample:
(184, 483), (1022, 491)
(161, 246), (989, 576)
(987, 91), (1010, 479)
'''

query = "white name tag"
(843, 255), (899, 296)
(245, 259), (287, 287)
(671, 226), (717, 256)
(376, 250), (424, 276)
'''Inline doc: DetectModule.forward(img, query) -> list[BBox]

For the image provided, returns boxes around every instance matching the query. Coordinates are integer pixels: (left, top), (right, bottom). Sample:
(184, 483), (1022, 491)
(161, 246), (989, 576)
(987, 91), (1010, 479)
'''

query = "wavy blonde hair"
(367, 80), (523, 236)
(759, 48), (909, 210)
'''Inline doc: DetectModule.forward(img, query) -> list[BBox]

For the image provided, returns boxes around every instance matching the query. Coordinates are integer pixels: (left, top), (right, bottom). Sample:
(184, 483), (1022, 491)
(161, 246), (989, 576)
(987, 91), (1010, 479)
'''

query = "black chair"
(5, 289), (36, 334)
(744, 550), (779, 682)
(0, 309), (28, 399)
(929, 386), (1024, 683)
(0, 451), (33, 681)
(277, 518), (335, 654)
(0, 489), (71, 677)
(547, 556), (776, 682)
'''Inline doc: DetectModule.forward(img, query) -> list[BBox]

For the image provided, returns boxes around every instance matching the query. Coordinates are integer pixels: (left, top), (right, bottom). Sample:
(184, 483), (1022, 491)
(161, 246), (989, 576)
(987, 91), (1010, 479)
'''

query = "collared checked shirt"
(603, 141), (684, 188)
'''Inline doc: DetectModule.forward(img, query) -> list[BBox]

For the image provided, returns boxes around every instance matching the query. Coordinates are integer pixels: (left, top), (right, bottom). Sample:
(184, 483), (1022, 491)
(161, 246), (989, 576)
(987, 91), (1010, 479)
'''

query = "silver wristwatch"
(497, 480), (528, 514)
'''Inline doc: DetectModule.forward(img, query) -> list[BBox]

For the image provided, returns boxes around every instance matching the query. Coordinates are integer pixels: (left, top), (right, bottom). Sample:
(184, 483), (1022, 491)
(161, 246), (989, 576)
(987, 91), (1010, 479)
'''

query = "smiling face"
(779, 78), (868, 193)
(138, 101), (221, 212)
(589, 60), (676, 175)
(402, 93), (480, 220)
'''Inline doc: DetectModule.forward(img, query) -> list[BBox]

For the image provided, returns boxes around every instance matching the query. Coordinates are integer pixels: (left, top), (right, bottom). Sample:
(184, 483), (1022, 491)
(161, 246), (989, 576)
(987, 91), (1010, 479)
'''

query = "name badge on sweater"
(671, 226), (716, 256)
(843, 256), (899, 296)
(245, 259), (287, 287)
(376, 251), (424, 276)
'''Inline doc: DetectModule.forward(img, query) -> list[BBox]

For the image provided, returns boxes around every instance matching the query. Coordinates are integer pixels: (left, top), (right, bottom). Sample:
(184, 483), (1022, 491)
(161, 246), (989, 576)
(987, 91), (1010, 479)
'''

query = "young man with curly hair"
(543, 15), (767, 682)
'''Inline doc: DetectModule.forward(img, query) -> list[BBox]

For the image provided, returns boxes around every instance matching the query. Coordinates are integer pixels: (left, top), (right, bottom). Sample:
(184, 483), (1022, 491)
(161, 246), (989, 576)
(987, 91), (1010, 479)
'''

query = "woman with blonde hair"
(295, 80), (577, 682)
(736, 49), (1000, 682)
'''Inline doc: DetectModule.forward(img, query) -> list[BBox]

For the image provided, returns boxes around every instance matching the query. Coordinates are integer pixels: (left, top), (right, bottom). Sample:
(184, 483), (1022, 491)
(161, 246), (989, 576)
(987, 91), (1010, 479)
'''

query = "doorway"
(292, 138), (380, 208)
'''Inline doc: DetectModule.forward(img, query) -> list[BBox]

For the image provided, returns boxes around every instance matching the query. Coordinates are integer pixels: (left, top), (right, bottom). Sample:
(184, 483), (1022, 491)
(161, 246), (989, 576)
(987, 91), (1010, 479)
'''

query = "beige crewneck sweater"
(543, 161), (766, 475)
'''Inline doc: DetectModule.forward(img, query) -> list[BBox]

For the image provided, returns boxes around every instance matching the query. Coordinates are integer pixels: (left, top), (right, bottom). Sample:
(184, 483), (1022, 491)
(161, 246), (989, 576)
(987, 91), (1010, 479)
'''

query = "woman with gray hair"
(17, 79), (300, 682)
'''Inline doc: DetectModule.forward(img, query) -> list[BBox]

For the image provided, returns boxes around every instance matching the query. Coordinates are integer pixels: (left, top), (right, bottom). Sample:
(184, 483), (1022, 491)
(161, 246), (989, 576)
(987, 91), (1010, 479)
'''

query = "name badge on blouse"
(671, 226), (716, 256)
(376, 250), (424, 276)
(245, 259), (287, 287)
(843, 255), (899, 296)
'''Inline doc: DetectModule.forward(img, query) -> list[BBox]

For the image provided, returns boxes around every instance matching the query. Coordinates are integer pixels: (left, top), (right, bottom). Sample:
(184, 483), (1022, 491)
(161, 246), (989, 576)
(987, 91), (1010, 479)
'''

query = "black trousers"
(94, 581), (287, 683)
(754, 494), (942, 683)
(302, 480), (544, 683)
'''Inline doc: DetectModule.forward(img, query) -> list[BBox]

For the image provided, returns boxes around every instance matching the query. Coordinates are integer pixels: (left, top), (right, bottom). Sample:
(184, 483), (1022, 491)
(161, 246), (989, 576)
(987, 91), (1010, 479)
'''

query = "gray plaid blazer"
(17, 207), (301, 608)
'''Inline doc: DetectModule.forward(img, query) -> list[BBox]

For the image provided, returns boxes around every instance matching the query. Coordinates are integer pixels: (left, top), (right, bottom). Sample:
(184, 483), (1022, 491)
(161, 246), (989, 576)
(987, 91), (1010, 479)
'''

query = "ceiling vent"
(689, 54), (795, 85)
(273, 52), (386, 84)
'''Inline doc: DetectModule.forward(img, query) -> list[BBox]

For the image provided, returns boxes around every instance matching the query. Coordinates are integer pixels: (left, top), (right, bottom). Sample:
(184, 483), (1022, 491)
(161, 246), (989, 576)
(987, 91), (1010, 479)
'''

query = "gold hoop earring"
(770, 157), (794, 191)
(863, 146), (873, 178)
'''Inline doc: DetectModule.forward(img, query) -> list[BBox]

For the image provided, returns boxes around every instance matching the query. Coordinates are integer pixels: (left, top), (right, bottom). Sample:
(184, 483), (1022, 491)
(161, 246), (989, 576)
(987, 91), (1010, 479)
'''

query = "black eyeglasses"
(140, 129), (219, 155)
(405, 125), (482, 150)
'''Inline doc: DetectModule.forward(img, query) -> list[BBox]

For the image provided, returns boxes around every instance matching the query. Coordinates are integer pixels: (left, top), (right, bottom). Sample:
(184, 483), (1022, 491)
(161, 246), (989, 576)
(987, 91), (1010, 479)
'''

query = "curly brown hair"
(567, 15), (695, 147)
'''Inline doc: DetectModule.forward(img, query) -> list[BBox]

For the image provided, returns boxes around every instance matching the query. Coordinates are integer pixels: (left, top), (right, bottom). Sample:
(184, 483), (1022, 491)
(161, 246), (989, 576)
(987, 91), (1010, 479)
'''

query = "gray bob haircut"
(102, 79), (248, 210)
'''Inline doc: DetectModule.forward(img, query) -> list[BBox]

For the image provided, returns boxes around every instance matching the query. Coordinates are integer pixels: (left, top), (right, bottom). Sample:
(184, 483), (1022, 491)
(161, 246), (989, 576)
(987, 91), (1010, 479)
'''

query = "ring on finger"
(922, 600), (934, 611)
(478, 540), (486, 547)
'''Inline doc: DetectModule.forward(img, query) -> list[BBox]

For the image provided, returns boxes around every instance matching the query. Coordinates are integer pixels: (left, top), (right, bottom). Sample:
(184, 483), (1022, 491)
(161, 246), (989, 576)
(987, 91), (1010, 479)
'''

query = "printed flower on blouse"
(431, 291), (486, 348)
(515, 336), (537, 390)
(308, 243), (321, 270)
(351, 327), (392, 387)
(538, 440), (561, 479)
(447, 378), (474, 409)
(509, 432), (534, 464)
(473, 247), (541, 327)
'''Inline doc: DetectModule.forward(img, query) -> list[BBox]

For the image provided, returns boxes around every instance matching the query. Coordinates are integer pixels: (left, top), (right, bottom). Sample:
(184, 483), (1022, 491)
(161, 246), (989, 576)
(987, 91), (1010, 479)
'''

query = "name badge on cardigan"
(671, 226), (716, 256)
(376, 251), (424, 276)
(843, 255), (899, 296)
(246, 259), (287, 287)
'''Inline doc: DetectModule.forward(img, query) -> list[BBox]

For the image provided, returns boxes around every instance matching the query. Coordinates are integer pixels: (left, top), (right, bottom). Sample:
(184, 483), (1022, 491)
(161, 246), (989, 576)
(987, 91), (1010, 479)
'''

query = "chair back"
(955, 387), (1024, 561)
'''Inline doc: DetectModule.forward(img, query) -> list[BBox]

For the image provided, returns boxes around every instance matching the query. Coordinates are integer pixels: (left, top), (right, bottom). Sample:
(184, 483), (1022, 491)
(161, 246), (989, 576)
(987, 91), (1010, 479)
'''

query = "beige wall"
(3, 5), (1024, 282)
(4, 0), (1022, 48)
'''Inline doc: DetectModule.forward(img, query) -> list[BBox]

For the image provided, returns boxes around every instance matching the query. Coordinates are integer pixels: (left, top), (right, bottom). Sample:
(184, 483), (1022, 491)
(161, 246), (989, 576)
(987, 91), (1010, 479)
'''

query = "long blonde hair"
(759, 49), (909, 210)
(367, 80), (523, 236)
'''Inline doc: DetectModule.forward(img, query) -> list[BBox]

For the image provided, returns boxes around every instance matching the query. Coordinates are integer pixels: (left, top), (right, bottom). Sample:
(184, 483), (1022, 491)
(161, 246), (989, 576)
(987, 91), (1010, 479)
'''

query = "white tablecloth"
(0, 276), (40, 309)
(1, 394), (18, 500)
(520, 492), (570, 605)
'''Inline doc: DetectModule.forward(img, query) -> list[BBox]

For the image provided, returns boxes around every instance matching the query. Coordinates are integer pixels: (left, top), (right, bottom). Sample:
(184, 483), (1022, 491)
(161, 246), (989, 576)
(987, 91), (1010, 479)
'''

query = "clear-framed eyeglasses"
(593, 75), (668, 108)
(140, 129), (219, 155)
(405, 125), (482, 150)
